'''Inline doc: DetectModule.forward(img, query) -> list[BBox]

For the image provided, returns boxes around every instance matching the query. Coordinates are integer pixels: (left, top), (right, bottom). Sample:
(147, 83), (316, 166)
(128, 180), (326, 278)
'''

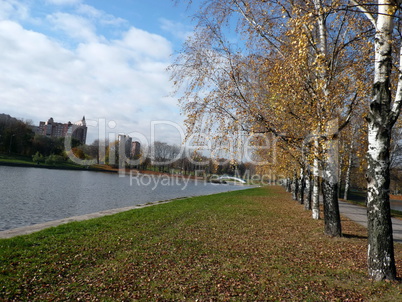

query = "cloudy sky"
(0, 0), (199, 145)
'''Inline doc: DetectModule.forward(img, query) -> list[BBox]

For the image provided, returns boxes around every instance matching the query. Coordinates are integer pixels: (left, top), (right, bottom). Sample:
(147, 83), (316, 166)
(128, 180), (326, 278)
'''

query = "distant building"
(36, 116), (87, 144)
(131, 141), (141, 158)
(118, 135), (141, 158)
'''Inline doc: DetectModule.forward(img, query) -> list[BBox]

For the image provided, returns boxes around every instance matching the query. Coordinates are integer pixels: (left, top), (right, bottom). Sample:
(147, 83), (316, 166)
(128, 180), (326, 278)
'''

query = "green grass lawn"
(1, 186), (402, 301)
(0, 154), (35, 165)
(0, 154), (106, 171)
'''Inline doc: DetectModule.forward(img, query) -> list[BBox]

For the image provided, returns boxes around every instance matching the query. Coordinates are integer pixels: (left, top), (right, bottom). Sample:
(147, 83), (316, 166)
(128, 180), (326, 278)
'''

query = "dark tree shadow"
(342, 233), (367, 240)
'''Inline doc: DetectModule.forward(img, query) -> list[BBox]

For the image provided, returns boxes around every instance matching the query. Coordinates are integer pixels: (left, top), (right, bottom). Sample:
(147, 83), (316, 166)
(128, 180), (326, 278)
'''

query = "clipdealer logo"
(64, 119), (279, 172)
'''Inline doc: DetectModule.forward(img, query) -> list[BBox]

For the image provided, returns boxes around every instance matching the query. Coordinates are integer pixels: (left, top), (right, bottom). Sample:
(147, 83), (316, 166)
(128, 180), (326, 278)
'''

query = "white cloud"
(118, 27), (172, 60)
(0, 17), (183, 144)
(45, 0), (82, 6)
(47, 12), (99, 42)
(0, 0), (30, 21)
(159, 18), (193, 41)
(76, 4), (126, 26)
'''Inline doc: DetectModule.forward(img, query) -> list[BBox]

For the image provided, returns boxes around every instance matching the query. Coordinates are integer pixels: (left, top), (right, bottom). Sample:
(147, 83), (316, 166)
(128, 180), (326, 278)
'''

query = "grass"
(1, 186), (402, 301)
(0, 154), (35, 165)
(0, 154), (108, 172)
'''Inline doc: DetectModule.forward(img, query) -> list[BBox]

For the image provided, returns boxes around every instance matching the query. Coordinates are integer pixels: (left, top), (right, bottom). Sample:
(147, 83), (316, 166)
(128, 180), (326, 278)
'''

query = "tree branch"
(349, 0), (377, 28)
(391, 43), (402, 126)
(231, 0), (286, 58)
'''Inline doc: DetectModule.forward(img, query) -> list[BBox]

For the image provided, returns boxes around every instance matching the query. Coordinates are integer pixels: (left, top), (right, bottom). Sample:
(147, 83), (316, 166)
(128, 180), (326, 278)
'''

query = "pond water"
(0, 166), (252, 231)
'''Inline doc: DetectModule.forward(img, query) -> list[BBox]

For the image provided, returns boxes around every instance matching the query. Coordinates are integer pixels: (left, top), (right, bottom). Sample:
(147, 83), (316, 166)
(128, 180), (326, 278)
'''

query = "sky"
(0, 0), (200, 145)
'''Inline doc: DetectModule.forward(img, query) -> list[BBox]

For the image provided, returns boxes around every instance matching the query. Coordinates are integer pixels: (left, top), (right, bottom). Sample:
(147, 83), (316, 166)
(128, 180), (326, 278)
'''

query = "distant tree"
(45, 154), (65, 165)
(71, 147), (85, 160)
(140, 156), (152, 171)
(0, 115), (35, 155)
(105, 141), (119, 167)
(152, 141), (181, 172)
(32, 151), (44, 164)
(32, 135), (65, 157)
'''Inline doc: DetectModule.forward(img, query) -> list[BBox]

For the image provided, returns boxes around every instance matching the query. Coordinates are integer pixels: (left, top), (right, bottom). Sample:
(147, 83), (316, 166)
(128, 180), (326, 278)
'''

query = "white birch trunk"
(291, 173), (298, 201)
(366, 1), (397, 281)
(343, 138), (354, 200)
(312, 139), (320, 219)
(322, 120), (342, 237)
(338, 140), (346, 196)
(298, 167), (305, 204)
(312, 0), (330, 223)
(338, 156), (343, 197)
(286, 178), (291, 192)
(304, 170), (312, 210)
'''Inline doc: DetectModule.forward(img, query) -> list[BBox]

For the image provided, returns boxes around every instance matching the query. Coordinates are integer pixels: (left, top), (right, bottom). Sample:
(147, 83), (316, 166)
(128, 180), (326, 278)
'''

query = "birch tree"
(350, 0), (402, 281)
(172, 0), (368, 238)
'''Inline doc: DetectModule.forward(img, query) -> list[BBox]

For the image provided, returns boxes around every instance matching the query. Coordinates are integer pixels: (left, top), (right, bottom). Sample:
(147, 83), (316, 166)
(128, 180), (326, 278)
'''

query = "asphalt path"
(338, 200), (402, 243)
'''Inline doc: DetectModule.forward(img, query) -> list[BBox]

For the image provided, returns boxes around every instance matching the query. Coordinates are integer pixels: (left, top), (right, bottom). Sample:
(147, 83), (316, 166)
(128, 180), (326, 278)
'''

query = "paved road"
(338, 200), (402, 243)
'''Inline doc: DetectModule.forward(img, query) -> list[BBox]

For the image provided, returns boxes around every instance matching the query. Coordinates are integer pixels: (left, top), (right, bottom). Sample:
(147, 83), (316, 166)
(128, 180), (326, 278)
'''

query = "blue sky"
(0, 0), (200, 145)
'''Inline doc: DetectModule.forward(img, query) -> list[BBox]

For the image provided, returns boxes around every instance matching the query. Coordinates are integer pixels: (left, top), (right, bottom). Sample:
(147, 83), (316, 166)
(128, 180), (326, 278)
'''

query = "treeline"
(137, 141), (254, 177)
(77, 139), (255, 176)
(0, 114), (255, 175)
(0, 114), (84, 163)
(0, 114), (35, 155)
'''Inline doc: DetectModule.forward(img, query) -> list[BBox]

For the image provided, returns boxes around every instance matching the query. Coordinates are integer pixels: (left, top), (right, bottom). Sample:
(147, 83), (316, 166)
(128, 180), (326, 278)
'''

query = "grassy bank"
(1, 187), (402, 301)
(0, 154), (113, 172)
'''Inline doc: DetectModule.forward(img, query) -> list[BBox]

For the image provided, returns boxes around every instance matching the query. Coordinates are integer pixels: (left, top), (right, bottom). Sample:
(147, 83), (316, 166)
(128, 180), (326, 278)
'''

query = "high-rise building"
(36, 116), (87, 144)
(118, 135), (141, 158)
(131, 141), (141, 158)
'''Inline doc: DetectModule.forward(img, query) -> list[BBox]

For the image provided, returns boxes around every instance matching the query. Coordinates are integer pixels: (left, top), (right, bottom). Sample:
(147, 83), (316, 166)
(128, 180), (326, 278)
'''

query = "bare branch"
(391, 44), (402, 126)
(349, 0), (377, 28)
(231, 0), (286, 58)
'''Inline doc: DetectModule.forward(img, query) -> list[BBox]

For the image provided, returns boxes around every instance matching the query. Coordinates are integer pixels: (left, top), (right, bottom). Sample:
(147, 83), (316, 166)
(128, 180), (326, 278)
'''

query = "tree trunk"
(321, 118), (342, 237)
(365, 2), (397, 281)
(343, 138), (354, 200)
(286, 178), (291, 192)
(304, 171), (312, 210)
(298, 168), (305, 204)
(366, 85), (397, 280)
(367, 101), (396, 280)
(292, 174), (298, 201)
(312, 140), (320, 219)
(291, 178), (295, 199)
(338, 144), (344, 197)
(322, 169), (342, 237)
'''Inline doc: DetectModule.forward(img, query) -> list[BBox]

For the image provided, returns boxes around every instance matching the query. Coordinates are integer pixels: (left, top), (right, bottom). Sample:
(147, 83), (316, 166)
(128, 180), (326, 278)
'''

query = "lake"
(0, 166), (252, 231)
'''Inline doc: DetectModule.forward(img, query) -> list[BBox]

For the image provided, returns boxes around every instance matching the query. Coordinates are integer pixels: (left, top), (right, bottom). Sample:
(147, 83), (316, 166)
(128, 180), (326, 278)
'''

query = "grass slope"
(1, 186), (402, 301)
(0, 154), (111, 172)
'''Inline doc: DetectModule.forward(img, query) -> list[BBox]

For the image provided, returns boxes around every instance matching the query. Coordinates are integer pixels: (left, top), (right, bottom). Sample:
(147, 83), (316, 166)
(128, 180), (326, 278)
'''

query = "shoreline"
(0, 197), (186, 239)
(0, 185), (253, 239)
(0, 160), (116, 173)
(0, 160), (208, 179)
(0, 161), (241, 183)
